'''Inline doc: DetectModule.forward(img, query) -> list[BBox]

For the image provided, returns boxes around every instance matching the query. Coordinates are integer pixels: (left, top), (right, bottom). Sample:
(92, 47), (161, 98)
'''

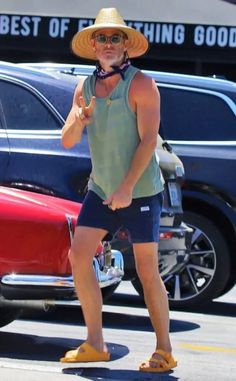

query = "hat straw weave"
(71, 8), (149, 60)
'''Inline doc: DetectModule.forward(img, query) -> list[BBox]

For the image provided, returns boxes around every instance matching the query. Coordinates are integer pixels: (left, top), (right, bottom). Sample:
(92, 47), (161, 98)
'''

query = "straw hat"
(71, 8), (149, 60)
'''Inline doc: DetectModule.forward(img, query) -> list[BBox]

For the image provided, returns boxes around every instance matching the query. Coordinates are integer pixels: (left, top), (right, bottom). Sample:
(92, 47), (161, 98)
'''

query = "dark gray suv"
(155, 71), (236, 307)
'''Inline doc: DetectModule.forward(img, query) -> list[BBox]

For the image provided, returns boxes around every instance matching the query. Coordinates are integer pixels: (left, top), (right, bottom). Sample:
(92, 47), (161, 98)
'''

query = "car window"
(159, 87), (236, 141)
(0, 80), (61, 130)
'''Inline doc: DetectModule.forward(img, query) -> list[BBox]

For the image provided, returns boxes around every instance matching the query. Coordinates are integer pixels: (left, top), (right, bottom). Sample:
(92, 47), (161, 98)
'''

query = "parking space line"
(179, 343), (236, 354)
(0, 360), (63, 373)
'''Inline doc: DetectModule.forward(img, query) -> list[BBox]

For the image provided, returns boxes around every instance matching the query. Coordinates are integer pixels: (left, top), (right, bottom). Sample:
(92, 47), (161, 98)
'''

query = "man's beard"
(100, 52), (125, 69)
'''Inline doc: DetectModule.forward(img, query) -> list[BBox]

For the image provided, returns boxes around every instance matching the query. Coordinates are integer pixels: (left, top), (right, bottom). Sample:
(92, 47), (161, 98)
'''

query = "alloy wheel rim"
(162, 224), (217, 302)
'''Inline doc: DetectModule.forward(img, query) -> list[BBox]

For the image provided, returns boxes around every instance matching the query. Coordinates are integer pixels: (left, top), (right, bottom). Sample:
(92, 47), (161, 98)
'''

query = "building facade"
(0, 0), (236, 80)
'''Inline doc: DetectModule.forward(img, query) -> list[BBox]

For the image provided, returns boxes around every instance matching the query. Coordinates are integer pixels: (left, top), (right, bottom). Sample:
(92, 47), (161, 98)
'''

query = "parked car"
(119, 69), (236, 307)
(23, 62), (236, 308)
(157, 71), (236, 304)
(0, 62), (193, 309)
(0, 185), (124, 328)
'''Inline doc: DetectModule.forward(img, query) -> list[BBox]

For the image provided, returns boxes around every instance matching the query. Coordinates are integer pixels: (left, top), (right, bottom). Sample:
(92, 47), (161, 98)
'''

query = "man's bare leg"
(68, 225), (108, 353)
(133, 242), (172, 367)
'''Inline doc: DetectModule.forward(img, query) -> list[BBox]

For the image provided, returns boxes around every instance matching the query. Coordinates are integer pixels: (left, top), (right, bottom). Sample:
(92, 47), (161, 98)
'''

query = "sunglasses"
(93, 34), (126, 45)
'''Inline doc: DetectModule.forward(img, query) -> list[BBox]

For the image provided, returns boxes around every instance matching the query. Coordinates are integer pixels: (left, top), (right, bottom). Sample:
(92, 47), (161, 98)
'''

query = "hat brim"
(71, 24), (149, 60)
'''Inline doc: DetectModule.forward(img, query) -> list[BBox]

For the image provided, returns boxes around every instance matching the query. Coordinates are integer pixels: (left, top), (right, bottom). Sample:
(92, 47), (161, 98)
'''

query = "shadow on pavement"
(108, 291), (236, 318)
(103, 311), (199, 333)
(172, 300), (236, 317)
(62, 366), (179, 380)
(0, 331), (128, 362)
(21, 304), (200, 334)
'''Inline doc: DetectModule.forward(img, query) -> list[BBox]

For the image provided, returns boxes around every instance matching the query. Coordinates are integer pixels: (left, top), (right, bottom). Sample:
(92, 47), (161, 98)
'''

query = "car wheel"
(101, 283), (120, 302)
(132, 212), (231, 309)
(0, 306), (22, 328)
(167, 211), (231, 308)
(215, 274), (235, 297)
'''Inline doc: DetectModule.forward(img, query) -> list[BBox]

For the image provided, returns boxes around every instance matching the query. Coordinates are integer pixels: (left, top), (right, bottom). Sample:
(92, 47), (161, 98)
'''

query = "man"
(60, 7), (177, 373)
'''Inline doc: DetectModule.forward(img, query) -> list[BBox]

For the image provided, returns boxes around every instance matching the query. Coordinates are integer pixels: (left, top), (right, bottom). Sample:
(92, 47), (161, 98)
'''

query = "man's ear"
(91, 39), (96, 51)
(124, 39), (129, 51)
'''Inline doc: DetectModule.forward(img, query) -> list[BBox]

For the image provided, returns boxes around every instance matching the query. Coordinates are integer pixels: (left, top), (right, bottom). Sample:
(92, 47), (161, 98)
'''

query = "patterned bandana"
(93, 58), (131, 80)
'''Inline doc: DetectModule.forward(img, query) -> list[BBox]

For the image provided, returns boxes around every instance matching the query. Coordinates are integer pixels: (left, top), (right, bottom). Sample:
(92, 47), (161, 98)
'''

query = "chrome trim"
(66, 214), (74, 244)
(2, 273), (74, 287)
(1, 250), (124, 290)
(168, 140), (236, 146)
(0, 133), (61, 140)
(2, 129), (60, 135)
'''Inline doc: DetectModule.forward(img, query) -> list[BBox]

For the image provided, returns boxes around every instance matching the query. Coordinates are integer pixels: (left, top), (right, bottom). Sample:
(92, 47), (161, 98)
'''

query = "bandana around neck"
(93, 58), (131, 80)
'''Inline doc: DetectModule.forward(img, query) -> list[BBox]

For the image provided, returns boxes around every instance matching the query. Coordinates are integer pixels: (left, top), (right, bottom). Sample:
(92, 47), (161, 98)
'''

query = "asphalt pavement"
(0, 282), (235, 381)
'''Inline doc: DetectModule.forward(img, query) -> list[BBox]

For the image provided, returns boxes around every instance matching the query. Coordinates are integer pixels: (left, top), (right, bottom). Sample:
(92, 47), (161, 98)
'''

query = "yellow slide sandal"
(60, 342), (110, 363)
(139, 349), (177, 373)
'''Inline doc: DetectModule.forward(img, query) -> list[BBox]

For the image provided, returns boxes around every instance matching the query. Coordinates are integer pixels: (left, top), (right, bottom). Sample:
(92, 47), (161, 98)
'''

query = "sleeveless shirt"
(82, 65), (164, 200)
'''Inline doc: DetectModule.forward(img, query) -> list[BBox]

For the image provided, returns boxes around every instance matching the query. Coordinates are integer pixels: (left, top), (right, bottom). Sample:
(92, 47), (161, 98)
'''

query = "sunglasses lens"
(94, 34), (123, 44)
(96, 35), (107, 44)
(111, 35), (122, 44)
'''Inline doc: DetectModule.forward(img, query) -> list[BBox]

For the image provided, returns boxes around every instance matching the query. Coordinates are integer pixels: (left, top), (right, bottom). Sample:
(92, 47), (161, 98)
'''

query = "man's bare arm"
(122, 72), (160, 190)
(61, 79), (96, 148)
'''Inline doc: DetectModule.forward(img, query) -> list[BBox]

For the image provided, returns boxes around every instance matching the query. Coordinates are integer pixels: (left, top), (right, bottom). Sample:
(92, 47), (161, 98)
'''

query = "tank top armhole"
(82, 75), (95, 105)
(125, 66), (139, 116)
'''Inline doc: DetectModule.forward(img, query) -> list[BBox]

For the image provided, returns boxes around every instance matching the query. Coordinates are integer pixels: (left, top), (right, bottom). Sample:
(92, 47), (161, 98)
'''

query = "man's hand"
(103, 186), (133, 211)
(75, 95), (96, 126)
(61, 93), (96, 148)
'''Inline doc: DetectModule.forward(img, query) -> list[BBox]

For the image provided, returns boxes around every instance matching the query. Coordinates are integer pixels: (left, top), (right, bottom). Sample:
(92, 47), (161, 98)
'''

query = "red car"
(0, 186), (124, 328)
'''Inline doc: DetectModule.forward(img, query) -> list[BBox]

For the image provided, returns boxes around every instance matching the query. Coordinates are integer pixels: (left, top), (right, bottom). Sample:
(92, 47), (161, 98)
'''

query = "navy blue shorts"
(77, 190), (163, 243)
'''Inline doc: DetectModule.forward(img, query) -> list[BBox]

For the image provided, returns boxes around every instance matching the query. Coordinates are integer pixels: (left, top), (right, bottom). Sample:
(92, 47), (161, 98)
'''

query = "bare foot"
(139, 349), (177, 372)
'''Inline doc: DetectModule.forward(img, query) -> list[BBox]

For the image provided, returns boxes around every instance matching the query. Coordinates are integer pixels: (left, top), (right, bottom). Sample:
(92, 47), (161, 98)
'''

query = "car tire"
(0, 306), (22, 328)
(132, 211), (231, 309)
(179, 211), (231, 304)
(101, 283), (120, 302)
(217, 276), (235, 296)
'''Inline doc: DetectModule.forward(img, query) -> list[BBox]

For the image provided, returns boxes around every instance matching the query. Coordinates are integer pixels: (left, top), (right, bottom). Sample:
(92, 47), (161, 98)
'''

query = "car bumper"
(0, 250), (124, 304)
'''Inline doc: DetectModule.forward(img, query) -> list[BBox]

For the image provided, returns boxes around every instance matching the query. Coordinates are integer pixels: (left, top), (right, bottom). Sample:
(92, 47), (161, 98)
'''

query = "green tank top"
(82, 65), (164, 200)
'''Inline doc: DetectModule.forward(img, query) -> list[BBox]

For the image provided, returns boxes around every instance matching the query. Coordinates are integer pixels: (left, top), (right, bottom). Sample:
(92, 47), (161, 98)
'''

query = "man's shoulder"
(130, 65), (151, 81)
(130, 67), (158, 101)
(80, 74), (94, 93)
(131, 67), (153, 88)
